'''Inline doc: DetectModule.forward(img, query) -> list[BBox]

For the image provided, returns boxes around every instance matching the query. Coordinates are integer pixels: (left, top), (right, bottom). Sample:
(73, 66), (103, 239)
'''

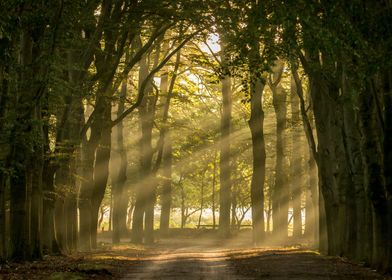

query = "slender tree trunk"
(98, 207), (105, 230)
(91, 120), (112, 249)
(109, 192), (113, 232)
(79, 139), (96, 250)
(212, 152), (217, 230)
(0, 173), (6, 261)
(219, 41), (232, 237)
(160, 137), (172, 234)
(181, 183), (185, 229)
(0, 63), (7, 261)
(290, 75), (302, 239)
(231, 184), (237, 229)
(270, 61), (288, 241)
(248, 69), (266, 245)
(42, 128), (60, 254)
(382, 70), (392, 271)
(30, 109), (44, 259)
(291, 64), (319, 247)
(112, 79), (128, 243)
(127, 202), (135, 230)
(198, 175), (205, 229)
(158, 50), (180, 234)
(132, 52), (155, 243)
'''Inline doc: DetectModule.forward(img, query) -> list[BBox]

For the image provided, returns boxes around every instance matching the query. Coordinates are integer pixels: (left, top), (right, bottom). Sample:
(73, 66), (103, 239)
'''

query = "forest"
(0, 0), (391, 279)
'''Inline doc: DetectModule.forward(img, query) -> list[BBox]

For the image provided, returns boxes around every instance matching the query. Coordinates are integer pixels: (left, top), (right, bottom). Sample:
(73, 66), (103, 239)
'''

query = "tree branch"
(111, 30), (200, 127)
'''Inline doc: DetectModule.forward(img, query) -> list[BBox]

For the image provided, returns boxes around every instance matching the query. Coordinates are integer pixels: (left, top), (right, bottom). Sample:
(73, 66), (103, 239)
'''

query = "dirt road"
(120, 236), (389, 280)
(1, 234), (390, 279)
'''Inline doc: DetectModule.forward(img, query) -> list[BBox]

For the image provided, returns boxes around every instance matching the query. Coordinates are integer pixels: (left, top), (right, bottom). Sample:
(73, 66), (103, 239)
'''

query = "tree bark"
(358, 79), (388, 270)
(112, 79), (128, 243)
(219, 41), (232, 237)
(212, 151), (217, 230)
(159, 136), (172, 234)
(290, 75), (302, 239)
(248, 69), (266, 245)
(270, 61), (288, 241)
(132, 51), (156, 243)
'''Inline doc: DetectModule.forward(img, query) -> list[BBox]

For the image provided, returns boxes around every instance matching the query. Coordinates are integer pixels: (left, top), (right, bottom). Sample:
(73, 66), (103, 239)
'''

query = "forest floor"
(0, 230), (390, 279)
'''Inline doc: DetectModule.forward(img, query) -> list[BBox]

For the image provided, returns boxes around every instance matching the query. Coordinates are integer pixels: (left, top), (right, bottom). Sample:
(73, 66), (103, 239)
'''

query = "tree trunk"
(0, 173), (6, 261)
(112, 79), (128, 243)
(91, 118), (112, 249)
(132, 51), (156, 244)
(219, 40), (232, 238)
(248, 70), (266, 245)
(79, 139), (96, 250)
(341, 72), (368, 260)
(212, 152), (217, 230)
(181, 183), (186, 229)
(290, 75), (302, 239)
(291, 64), (319, 247)
(358, 79), (388, 270)
(382, 70), (392, 271)
(10, 29), (34, 261)
(198, 174), (205, 229)
(30, 128), (44, 259)
(270, 61), (288, 241)
(160, 137), (172, 234)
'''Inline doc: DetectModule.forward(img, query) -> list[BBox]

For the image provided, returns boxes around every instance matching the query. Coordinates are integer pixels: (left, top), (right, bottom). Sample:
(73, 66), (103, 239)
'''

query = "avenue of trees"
(0, 0), (391, 274)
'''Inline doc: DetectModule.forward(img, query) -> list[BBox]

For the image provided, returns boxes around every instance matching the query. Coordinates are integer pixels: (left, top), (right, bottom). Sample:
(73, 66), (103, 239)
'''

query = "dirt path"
(122, 246), (250, 279)
(119, 236), (390, 280)
(1, 234), (390, 279)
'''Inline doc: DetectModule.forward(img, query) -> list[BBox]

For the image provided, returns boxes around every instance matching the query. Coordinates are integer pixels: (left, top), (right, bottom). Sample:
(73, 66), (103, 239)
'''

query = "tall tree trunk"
(10, 29), (34, 261)
(0, 63), (8, 261)
(180, 183), (186, 229)
(42, 110), (60, 254)
(160, 136), (172, 234)
(212, 152), (217, 230)
(291, 64), (319, 247)
(79, 138), (96, 250)
(358, 79), (388, 270)
(270, 61), (288, 241)
(158, 49), (180, 234)
(0, 173), (6, 261)
(132, 51), (155, 243)
(112, 79), (128, 243)
(90, 113), (112, 249)
(30, 104), (44, 259)
(248, 66), (267, 245)
(198, 173), (205, 229)
(382, 70), (392, 271)
(290, 75), (302, 239)
(219, 41), (232, 237)
(341, 70), (369, 261)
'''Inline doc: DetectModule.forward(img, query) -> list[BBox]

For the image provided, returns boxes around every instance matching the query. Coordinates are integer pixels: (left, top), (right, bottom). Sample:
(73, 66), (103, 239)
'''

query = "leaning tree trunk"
(291, 64), (319, 247)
